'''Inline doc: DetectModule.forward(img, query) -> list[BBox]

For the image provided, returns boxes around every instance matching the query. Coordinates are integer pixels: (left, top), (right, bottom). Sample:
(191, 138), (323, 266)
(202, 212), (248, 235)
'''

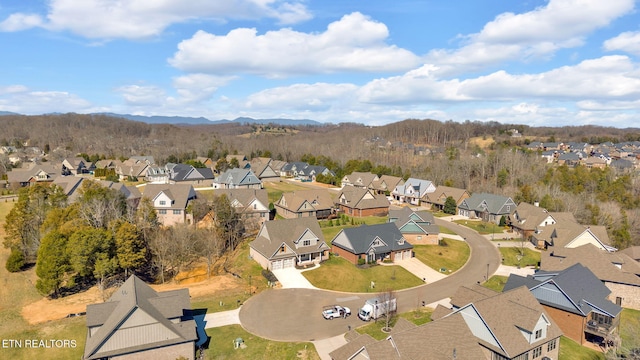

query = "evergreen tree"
(443, 196), (457, 215)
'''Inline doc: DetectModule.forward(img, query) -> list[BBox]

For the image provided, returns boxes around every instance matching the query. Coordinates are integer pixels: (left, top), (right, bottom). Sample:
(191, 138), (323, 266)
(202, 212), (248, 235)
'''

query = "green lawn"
(263, 181), (314, 204)
(482, 275), (508, 292)
(303, 256), (423, 292)
(559, 336), (605, 360)
(356, 307), (433, 340)
(438, 226), (457, 235)
(498, 247), (540, 267)
(619, 308), (640, 356)
(454, 220), (506, 234)
(205, 325), (320, 360)
(412, 238), (470, 274)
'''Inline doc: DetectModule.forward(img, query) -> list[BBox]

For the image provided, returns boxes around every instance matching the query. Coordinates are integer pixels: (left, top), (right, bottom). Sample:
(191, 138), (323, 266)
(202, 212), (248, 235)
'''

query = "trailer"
(357, 296), (397, 321)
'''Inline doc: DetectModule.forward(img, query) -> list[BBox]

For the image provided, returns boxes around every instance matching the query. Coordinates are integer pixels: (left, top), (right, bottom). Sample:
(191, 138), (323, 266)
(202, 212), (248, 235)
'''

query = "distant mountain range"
(97, 113), (325, 126)
(0, 111), (325, 126)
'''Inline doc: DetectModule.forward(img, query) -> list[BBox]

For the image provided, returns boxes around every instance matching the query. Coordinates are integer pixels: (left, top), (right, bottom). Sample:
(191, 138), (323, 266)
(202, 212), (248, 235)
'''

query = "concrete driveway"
(394, 257), (447, 283)
(272, 266), (318, 289)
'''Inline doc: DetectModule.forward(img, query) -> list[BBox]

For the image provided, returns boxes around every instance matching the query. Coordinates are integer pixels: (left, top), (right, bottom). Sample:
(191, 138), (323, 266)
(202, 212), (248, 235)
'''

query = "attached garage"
(283, 258), (295, 268)
(271, 260), (283, 270)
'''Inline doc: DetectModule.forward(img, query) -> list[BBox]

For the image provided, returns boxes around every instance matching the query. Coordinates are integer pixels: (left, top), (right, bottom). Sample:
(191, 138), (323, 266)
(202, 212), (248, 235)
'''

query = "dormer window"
(535, 329), (542, 339)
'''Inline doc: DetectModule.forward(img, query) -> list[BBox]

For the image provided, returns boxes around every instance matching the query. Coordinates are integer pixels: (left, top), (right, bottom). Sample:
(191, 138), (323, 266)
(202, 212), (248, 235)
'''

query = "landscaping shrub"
(357, 258), (366, 265)
(6, 248), (25, 272)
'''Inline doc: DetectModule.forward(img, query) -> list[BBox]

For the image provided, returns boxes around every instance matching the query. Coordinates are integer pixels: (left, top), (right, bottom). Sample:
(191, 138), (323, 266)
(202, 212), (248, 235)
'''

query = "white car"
(322, 305), (351, 320)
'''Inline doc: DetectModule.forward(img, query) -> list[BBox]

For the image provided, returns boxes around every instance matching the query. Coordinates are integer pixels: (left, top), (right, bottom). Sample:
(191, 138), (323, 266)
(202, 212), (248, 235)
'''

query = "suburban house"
(335, 186), (390, 217)
(142, 184), (197, 226)
(388, 207), (440, 245)
(195, 156), (214, 167)
(249, 157), (280, 182)
(369, 175), (404, 196)
(331, 285), (562, 360)
(213, 168), (262, 189)
(274, 189), (334, 219)
(541, 244), (640, 310)
(296, 164), (334, 181)
(620, 246), (640, 262)
(167, 163), (214, 186)
(6, 163), (60, 187)
(83, 275), (200, 360)
(226, 154), (250, 169)
(531, 212), (615, 251)
(249, 217), (329, 270)
(213, 188), (271, 230)
(509, 202), (558, 240)
(279, 162), (308, 177)
(341, 171), (378, 188)
(62, 157), (95, 175)
(115, 159), (150, 181)
(504, 263), (622, 348)
(145, 165), (170, 183)
(330, 223), (413, 264)
(457, 192), (516, 224)
(391, 177), (436, 205)
(423, 185), (470, 213)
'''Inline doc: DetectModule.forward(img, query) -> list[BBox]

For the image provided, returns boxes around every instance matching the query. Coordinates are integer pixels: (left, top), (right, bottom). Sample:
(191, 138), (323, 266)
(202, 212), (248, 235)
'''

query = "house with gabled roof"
(167, 163), (214, 186)
(225, 154), (249, 169)
(391, 177), (436, 206)
(331, 285), (562, 360)
(509, 202), (558, 240)
(6, 163), (60, 187)
(62, 157), (95, 175)
(335, 186), (390, 217)
(458, 192), (516, 224)
(249, 217), (329, 270)
(115, 159), (150, 182)
(424, 185), (470, 213)
(388, 207), (439, 245)
(83, 275), (199, 360)
(505, 263), (622, 347)
(142, 184), (197, 226)
(249, 157), (280, 182)
(274, 189), (334, 219)
(280, 161), (308, 177)
(212, 188), (270, 229)
(531, 213), (615, 251)
(541, 244), (640, 310)
(331, 223), (413, 264)
(297, 164), (334, 181)
(369, 175), (404, 196)
(213, 168), (262, 189)
(341, 171), (379, 188)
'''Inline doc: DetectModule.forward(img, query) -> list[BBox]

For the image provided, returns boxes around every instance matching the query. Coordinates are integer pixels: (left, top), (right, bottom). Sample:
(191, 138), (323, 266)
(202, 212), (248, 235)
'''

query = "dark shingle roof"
(331, 223), (413, 255)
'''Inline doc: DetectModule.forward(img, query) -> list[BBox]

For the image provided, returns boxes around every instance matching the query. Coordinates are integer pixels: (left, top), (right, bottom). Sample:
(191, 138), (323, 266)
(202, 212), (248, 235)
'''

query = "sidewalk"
(395, 257), (447, 283)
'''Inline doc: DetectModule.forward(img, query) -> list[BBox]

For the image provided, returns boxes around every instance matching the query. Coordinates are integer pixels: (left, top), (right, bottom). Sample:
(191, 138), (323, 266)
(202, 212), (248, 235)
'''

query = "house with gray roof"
(504, 263), (622, 347)
(142, 184), (197, 226)
(335, 186), (390, 217)
(83, 275), (199, 360)
(167, 163), (214, 186)
(332, 285), (562, 360)
(6, 163), (60, 187)
(457, 192), (516, 224)
(297, 164), (334, 181)
(249, 217), (329, 270)
(249, 157), (280, 182)
(213, 168), (262, 189)
(331, 223), (413, 265)
(541, 244), (640, 310)
(388, 207), (440, 245)
(391, 177), (436, 206)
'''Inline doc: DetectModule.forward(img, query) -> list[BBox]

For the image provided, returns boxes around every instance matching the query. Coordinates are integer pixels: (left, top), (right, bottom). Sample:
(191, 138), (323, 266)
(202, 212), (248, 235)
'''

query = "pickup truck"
(322, 305), (351, 320)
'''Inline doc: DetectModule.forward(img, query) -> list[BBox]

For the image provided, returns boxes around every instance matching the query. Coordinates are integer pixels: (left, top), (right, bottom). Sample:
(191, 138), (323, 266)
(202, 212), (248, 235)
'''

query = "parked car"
(322, 305), (351, 320)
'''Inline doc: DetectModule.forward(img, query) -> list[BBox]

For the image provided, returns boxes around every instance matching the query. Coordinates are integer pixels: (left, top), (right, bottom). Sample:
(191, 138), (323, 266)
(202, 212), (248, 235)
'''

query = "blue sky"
(1, 0), (640, 127)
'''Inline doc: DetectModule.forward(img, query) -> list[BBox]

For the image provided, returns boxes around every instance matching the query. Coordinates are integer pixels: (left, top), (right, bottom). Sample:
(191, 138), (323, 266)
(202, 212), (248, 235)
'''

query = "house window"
(535, 329), (542, 339)
(303, 240), (311, 246)
(173, 210), (181, 215)
(532, 346), (542, 358)
(254, 204), (257, 209)
(160, 200), (166, 205)
(616, 297), (622, 306)
(280, 245), (286, 253)
(547, 339), (557, 352)
(506, 205), (511, 212)
(158, 209), (167, 215)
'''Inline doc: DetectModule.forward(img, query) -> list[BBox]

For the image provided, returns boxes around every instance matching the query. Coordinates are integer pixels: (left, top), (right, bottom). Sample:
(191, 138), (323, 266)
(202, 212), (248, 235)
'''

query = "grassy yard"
(263, 181), (315, 204)
(559, 336), (605, 360)
(498, 247), (541, 267)
(438, 226), (457, 235)
(302, 256), (423, 292)
(412, 238), (470, 274)
(454, 220), (506, 234)
(356, 307), (433, 340)
(482, 275), (508, 292)
(205, 325), (319, 360)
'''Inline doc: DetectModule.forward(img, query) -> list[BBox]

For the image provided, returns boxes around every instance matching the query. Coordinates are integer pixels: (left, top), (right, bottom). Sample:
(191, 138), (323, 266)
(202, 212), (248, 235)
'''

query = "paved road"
(238, 217), (502, 341)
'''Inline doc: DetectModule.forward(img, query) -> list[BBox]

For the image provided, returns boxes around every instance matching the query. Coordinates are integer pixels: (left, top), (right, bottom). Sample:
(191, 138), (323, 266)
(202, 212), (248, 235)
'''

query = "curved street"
(238, 218), (502, 342)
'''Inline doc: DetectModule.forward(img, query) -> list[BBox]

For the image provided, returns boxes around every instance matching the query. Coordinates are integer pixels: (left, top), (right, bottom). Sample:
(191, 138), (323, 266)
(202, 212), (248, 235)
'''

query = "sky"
(1, 0), (640, 127)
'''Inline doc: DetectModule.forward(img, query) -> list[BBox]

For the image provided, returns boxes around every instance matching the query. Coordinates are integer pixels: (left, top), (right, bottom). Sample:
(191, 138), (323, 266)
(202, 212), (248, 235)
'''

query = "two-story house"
(142, 184), (197, 226)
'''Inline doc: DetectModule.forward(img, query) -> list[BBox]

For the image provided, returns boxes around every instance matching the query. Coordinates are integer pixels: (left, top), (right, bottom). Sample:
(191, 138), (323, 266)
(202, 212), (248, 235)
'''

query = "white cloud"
(426, 0), (635, 75)
(604, 31), (640, 56)
(116, 85), (167, 106)
(245, 83), (358, 110)
(169, 12), (421, 76)
(172, 74), (235, 103)
(0, 13), (43, 31)
(0, 88), (92, 114)
(0, 0), (311, 38)
(0, 85), (29, 95)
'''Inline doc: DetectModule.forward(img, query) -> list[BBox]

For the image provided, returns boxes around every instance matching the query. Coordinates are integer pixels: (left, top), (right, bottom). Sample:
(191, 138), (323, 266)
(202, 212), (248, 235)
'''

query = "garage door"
(404, 250), (412, 260)
(271, 260), (283, 270)
(283, 258), (294, 268)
